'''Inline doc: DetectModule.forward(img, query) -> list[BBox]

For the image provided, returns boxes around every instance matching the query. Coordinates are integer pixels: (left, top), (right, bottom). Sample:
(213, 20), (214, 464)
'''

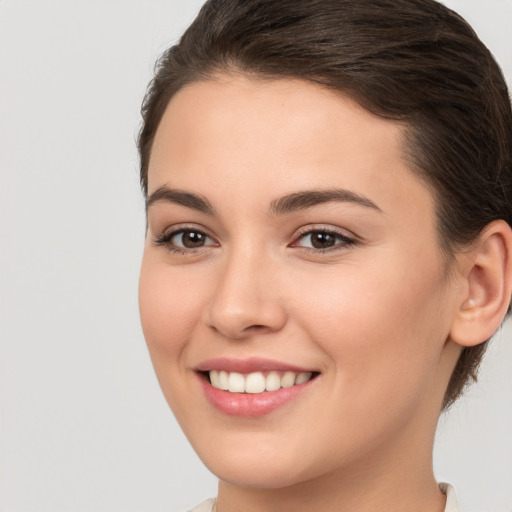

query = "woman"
(137, 1), (512, 511)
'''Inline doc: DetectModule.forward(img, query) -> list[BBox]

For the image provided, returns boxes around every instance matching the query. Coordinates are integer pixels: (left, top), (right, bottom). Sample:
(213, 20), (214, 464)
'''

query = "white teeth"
(245, 372), (266, 393)
(218, 370), (229, 390)
(228, 372), (245, 393)
(295, 372), (312, 385)
(281, 371), (296, 388)
(210, 370), (221, 389)
(208, 370), (314, 393)
(265, 371), (281, 391)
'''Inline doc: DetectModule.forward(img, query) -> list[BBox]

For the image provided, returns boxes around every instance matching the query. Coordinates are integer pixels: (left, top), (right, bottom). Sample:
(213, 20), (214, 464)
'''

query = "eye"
(292, 229), (356, 251)
(154, 227), (217, 252)
(171, 230), (212, 248)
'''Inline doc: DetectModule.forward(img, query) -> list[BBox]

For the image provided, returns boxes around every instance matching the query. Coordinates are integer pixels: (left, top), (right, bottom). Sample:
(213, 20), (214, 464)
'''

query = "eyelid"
(153, 223), (219, 252)
(289, 225), (358, 251)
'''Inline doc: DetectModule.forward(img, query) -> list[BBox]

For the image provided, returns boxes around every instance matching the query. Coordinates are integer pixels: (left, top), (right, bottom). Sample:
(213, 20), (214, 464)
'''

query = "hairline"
(142, 67), (464, 266)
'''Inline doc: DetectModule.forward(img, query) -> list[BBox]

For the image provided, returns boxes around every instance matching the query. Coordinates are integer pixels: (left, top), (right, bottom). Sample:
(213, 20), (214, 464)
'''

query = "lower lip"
(199, 374), (316, 417)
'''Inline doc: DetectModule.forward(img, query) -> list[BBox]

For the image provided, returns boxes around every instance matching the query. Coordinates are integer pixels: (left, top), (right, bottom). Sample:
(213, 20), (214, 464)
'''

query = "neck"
(217, 453), (445, 512)
(216, 408), (446, 512)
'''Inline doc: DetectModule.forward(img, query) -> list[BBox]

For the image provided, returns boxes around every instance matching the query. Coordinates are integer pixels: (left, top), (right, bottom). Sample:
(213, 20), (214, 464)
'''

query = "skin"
(139, 75), (469, 512)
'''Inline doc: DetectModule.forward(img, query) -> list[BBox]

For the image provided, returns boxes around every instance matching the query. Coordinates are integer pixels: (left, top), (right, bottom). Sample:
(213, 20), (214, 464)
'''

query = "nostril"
(243, 324), (271, 335)
(206, 294), (287, 339)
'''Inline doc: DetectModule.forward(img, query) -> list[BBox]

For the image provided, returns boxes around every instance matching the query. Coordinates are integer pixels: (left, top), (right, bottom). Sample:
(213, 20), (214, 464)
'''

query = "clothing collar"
(440, 483), (460, 512)
(189, 483), (459, 512)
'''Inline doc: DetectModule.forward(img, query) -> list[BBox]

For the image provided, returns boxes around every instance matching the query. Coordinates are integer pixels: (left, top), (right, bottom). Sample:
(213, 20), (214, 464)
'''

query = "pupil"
(183, 231), (204, 248)
(311, 232), (335, 249)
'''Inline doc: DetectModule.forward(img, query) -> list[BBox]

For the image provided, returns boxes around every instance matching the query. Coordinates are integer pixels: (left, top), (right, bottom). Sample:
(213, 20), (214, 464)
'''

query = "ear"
(450, 220), (512, 347)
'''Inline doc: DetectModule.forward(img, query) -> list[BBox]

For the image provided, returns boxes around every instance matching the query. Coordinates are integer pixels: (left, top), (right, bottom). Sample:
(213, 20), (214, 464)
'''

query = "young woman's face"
(139, 76), (462, 489)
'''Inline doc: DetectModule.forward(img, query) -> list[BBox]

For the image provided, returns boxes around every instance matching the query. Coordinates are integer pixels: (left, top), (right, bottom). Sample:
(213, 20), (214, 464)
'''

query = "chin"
(190, 426), (350, 492)
(207, 456), (313, 490)
(189, 431), (314, 489)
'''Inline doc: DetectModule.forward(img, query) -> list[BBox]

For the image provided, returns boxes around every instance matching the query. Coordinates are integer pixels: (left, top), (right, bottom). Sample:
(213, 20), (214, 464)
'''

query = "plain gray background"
(1, 1), (511, 511)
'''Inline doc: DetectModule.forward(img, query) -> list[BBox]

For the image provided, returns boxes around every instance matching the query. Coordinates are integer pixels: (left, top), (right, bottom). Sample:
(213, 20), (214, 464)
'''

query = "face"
(139, 75), (461, 490)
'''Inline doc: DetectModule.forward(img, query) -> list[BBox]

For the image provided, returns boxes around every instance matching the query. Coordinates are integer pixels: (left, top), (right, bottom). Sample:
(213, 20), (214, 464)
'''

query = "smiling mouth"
(196, 360), (320, 416)
(202, 370), (319, 394)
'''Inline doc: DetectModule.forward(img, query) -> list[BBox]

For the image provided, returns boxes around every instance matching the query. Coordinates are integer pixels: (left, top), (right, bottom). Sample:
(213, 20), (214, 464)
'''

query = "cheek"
(291, 257), (451, 397)
(138, 256), (215, 427)
(138, 256), (207, 365)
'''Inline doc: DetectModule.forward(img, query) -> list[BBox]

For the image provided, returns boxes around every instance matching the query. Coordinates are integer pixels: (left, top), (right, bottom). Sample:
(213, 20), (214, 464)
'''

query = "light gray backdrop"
(1, 1), (511, 511)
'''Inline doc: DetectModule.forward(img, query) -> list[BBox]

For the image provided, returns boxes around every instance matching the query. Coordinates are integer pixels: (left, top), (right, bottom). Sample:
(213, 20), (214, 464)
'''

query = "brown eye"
(293, 229), (356, 251)
(309, 231), (337, 249)
(153, 227), (218, 253)
(171, 230), (210, 248)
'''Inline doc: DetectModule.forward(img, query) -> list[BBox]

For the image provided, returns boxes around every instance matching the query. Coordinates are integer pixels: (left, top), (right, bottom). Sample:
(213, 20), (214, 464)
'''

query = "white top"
(441, 483), (460, 512)
(186, 498), (216, 512)
(186, 483), (460, 512)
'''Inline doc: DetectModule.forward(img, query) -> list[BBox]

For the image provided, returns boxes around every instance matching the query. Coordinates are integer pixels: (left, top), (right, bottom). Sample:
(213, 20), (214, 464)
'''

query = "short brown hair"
(138, 0), (512, 409)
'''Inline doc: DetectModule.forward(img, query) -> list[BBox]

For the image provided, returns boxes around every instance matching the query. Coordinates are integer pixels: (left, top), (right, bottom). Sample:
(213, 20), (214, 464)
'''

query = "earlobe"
(450, 220), (512, 347)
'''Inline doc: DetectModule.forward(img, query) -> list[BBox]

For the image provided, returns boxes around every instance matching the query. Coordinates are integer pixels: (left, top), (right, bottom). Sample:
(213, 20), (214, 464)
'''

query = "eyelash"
(153, 226), (217, 254)
(290, 228), (357, 253)
(153, 226), (357, 255)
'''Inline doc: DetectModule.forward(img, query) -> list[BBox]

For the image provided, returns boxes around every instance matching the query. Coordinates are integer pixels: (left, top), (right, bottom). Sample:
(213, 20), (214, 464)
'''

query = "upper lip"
(195, 357), (317, 374)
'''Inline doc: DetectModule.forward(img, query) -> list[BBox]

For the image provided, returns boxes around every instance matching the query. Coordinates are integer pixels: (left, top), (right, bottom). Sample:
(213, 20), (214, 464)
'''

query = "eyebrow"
(146, 186), (216, 215)
(269, 189), (383, 215)
(146, 185), (382, 217)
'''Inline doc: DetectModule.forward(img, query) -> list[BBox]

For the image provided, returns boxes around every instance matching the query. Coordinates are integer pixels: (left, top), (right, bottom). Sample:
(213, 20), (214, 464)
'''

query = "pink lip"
(195, 358), (318, 418)
(196, 357), (315, 374)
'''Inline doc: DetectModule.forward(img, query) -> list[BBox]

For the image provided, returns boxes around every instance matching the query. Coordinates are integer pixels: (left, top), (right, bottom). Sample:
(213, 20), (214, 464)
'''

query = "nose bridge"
(206, 241), (286, 339)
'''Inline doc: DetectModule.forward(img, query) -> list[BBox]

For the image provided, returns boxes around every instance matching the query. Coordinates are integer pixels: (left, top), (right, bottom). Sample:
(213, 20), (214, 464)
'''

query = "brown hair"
(138, 0), (512, 409)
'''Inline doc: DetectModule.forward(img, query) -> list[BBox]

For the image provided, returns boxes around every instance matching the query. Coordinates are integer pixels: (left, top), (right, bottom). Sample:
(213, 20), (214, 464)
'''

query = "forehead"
(151, 75), (404, 163)
(148, 75), (435, 224)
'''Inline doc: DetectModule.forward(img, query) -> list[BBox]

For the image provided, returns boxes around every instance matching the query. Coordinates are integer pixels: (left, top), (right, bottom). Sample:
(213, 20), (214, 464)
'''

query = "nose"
(205, 250), (287, 340)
